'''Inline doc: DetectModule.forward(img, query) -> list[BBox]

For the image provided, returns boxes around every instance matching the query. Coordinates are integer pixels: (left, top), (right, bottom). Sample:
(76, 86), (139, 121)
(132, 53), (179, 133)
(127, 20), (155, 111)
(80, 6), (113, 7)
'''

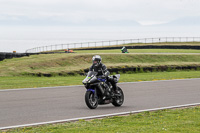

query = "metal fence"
(25, 37), (200, 53)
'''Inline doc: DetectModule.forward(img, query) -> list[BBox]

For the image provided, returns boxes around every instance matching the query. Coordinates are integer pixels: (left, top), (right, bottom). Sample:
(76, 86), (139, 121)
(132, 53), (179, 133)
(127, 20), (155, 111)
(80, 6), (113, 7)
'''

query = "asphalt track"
(0, 79), (200, 129)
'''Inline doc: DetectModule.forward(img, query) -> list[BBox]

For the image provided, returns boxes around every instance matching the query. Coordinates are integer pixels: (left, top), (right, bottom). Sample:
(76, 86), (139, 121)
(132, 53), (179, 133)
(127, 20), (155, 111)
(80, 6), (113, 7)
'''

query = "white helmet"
(92, 55), (102, 67)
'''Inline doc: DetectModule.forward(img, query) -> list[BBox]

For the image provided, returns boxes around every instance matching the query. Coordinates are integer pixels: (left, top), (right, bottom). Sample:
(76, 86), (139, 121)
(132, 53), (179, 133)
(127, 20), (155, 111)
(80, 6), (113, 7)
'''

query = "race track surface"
(0, 79), (200, 128)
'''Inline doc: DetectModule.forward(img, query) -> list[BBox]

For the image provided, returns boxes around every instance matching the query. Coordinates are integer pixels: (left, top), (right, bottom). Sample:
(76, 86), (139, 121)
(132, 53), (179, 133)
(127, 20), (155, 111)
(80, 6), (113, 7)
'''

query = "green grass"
(0, 76), (83, 89)
(4, 106), (200, 133)
(74, 49), (200, 54)
(0, 70), (200, 89)
(1, 53), (200, 76)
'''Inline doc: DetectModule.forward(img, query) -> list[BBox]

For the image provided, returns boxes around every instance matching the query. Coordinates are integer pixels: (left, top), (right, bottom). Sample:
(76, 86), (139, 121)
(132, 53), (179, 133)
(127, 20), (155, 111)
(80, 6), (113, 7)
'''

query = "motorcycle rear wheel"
(85, 91), (98, 109)
(112, 87), (124, 107)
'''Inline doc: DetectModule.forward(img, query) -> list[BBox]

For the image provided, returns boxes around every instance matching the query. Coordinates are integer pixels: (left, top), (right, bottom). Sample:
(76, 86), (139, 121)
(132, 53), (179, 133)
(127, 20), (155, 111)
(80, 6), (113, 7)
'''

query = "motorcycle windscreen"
(83, 71), (98, 84)
(87, 71), (98, 77)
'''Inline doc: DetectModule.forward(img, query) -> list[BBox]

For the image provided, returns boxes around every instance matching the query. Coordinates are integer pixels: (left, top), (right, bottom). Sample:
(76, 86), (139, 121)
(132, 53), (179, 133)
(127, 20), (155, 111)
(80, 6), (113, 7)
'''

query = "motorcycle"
(82, 71), (124, 109)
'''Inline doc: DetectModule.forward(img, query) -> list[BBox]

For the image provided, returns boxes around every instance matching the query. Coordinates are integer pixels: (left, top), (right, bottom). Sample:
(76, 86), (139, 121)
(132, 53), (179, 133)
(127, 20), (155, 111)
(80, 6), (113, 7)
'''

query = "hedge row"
(22, 65), (200, 77)
(0, 52), (39, 61)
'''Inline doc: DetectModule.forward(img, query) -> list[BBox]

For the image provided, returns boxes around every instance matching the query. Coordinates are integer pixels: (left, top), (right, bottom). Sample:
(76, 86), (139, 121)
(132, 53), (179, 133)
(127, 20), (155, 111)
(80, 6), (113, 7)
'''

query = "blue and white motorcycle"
(82, 71), (124, 109)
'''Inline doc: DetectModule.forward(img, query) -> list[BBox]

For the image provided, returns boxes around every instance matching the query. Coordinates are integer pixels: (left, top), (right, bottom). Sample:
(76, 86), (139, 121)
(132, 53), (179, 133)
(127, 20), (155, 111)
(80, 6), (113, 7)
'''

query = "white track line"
(1, 78), (200, 92)
(0, 103), (200, 130)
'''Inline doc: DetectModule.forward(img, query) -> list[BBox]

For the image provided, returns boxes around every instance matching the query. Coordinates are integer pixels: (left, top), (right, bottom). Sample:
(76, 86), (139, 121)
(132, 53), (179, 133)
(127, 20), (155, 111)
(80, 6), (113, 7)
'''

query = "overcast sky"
(0, 0), (200, 26)
(1, 0), (200, 52)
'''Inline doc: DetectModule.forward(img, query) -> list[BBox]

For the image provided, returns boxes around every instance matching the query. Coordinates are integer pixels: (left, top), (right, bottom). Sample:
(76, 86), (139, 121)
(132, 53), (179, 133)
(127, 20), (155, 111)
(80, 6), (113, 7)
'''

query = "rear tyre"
(112, 87), (124, 107)
(85, 91), (98, 109)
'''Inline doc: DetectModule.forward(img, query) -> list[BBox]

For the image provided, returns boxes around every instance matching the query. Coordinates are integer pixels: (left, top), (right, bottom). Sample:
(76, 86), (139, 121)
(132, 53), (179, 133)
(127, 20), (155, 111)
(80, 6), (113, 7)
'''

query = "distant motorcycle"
(82, 71), (124, 109)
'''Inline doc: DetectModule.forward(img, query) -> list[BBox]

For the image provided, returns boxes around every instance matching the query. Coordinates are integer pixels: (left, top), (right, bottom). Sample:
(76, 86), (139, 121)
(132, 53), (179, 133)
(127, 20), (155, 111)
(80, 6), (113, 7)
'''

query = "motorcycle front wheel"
(85, 91), (98, 109)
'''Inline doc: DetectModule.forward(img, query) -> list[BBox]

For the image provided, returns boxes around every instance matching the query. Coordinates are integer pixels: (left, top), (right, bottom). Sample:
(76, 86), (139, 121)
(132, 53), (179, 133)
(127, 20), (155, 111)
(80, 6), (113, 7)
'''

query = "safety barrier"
(25, 37), (200, 53)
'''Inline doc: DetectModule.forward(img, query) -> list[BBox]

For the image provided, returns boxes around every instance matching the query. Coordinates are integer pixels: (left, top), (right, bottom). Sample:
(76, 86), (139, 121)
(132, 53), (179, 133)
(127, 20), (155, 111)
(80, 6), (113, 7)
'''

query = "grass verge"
(0, 70), (200, 89)
(4, 106), (200, 133)
(1, 53), (200, 76)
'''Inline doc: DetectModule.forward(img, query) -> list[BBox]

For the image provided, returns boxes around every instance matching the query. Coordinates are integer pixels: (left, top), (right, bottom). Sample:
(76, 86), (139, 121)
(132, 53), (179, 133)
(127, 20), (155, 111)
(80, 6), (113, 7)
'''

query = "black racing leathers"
(89, 63), (117, 91)
(89, 63), (110, 77)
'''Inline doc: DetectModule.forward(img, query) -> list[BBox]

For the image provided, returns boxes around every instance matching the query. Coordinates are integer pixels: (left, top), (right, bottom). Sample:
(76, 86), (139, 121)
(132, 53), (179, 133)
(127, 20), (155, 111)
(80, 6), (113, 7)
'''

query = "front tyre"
(112, 87), (124, 107)
(85, 91), (98, 109)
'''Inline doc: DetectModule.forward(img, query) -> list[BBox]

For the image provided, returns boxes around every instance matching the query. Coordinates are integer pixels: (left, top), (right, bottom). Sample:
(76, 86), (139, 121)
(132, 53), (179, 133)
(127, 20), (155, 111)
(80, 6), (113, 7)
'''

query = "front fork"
(87, 88), (98, 101)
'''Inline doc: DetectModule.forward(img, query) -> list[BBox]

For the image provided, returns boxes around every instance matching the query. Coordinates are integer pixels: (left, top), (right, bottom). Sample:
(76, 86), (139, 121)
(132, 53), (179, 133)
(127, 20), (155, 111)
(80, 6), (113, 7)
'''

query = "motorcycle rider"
(89, 55), (109, 78)
(89, 55), (117, 98)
